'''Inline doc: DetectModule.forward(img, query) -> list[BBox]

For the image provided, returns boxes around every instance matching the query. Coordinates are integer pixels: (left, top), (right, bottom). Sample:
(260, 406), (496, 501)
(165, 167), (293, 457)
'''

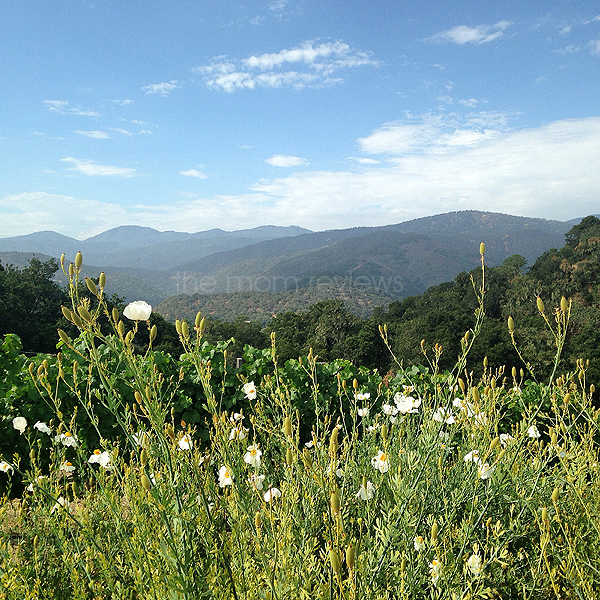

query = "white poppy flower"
(34, 421), (52, 435)
(414, 535), (425, 551)
(243, 381), (257, 400)
(528, 425), (541, 439)
(429, 558), (442, 586)
(56, 432), (78, 447)
(464, 450), (482, 465)
(356, 481), (375, 501)
(432, 407), (455, 424)
(371, 450), (389, 473)
(123, 300), (152, 321)
(218, 465), (234, 487)
(357, 407), (370, 417)
(394, 394), (421, 414)
(356, 392), (370, 401)
(178, 434), (193, 450)
(88, 450), (113, 469)
(244, 444), (262, 468)
(12, 417), (27, 435)
(248, 473), (265, 491)
(0, 461), (13, 475)
(477, 462), (495, 480)
(60, 461), (76, 473)
(467, 553), (483, 576)
(264, 487), (281, 502)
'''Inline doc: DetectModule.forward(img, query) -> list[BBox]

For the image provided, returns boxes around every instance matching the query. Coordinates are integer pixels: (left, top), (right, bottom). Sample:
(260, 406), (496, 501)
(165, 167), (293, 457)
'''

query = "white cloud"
(180, 169), (207, 179)
(112, 99), (134, 106)
(266, 155), (309, 167)
(61, 157), (137, 177)
(110, 127), (133, 136)
(193, 41), (378, 92)
(44, 100), (100, 117)
(75, 130), (109, 139)
(347, 157), (381, 165)
(3, 118), (600, 238)
(588, 39), (600, 55)
(428, 21), (511, 45)
(142, 80), (180, 95)
(459, 98), (478, 108)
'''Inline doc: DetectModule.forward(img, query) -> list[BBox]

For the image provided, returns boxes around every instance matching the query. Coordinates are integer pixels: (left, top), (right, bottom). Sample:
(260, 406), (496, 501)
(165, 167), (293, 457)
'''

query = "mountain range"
(0, 211), (592, 320)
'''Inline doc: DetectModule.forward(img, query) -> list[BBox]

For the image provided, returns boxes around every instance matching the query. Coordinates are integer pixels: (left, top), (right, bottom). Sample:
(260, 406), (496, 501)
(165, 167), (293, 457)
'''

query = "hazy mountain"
(0, 211), (584, 313)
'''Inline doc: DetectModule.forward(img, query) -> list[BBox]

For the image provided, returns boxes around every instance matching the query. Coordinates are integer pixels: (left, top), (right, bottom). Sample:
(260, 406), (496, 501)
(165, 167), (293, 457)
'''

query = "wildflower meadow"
(1, 248), (599, 599)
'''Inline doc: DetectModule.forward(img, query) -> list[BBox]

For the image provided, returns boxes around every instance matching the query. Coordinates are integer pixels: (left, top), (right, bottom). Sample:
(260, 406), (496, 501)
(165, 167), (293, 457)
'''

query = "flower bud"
(431, 522), (438, 542)
(286, 447), (293, 466)
(552, 487), (559, 503)
(490, 436), (500, 450)
(181, 320), (189, 338)
(77, 305), (93, 323)
(302, 448), (313, 469)
(563, 393), (570, 405)
(330, 427), (339, 455)
(85, 277), (97, 295)
(507, 316), (515, 332)
(479, 242), (486, 256)
(329, 548), (342, 574)
(561, 296), (568, 313)
(381, 423), (388, 441)
(472, 387), (480, 404)
(125, 331), (133, 345)
(99, 272), (106, 289)
(140, 448), (148, 466)
(71, 311), (83, 328)
(512, 366), (517, 378)
(353, 378), (359, 390)
(254, 511), (262, 529)
(483, 356), (488, 368)
(346, 544), (355, 570)
(150, 324), (157, 342)
(458, 378), (465, 393)
(58, 329), (71, 345)
(330, 489), (341, 516)
(175, 320), (182, 335)
(283, 416), (292, 437)
(30, 448), (36, 461)
(141, 473), (151, 492)
(536, 296), (545, 313)
(165, 424), (176, 441)
(69, 263), (74, 278)
(112, 307), (119, 323)
(74, 251), (83, 269)
(541, 507), (548, 523)
(194, 311), (203, 327)
(199, 317), (206, 334)
(61, 306), (72, 321)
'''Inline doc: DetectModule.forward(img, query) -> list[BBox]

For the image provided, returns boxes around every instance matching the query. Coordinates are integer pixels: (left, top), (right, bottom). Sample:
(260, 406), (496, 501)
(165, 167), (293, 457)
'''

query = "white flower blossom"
(467, 553), (483, 577)
(123, 300), (152, 321)
(27, 475), (48, 491)
(0, 461), (13, 475)
(394, 394), (421, 414)
(56, 432), (78, 447)
(244, 444), (262, 468)
(382, 403), (398, 416)
(51, 496), (71, 514)
(429, 558), (442, 586)
(12, 416), (27, 434)
(464, 450), (482, 465)
(414, 535), (425, 551)
(243, 381), (257, 400)
(60, 461), (76, 473)
(178, 434), (193, 450)
(432, 407), (455, 424)
(229, 425), (249, 440)
(356, 392), (370, 401)
(371, 450), (390, 473)
(88, 450), (112, 469)
(264, 487), (281, 502)
(218, 465), (234, 487)
(34, 421), (52, 435)
(356, 480), (375, 501)
(453, 397), (476, 417)
(477, 462), (495, 480)
(357, 407), (370, 417)
(499, 433), (514, 447)
(248, 473), (265, 491)
(528, 425), (541, 439)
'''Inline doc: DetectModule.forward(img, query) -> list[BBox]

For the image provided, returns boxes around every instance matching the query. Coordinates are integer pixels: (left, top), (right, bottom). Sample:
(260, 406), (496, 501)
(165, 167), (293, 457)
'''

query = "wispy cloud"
(427, 21), (511, 45)
(110, 127), (133, 136)
(180, 169), (207, 179)
(61, 157), (137, 177)
(193, 41), (378, 92)
(44, 100), (100, 117)
(266, 155), (309, 167)
(75, 130), (109, 139)
(588, 38), (600, 55)
(141, 80), (180, 95)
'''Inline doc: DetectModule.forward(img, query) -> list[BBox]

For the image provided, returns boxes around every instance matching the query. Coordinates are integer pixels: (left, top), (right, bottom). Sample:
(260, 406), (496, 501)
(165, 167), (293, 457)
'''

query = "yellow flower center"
(380, 453), (387, 462)
(94, 449), (101, 455)
(65, 432), (72, 437)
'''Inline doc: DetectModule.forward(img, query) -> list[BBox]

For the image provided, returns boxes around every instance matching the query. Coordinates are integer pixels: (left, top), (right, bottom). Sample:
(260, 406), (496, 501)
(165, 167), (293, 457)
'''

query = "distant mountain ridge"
(0, 211), (590, 313)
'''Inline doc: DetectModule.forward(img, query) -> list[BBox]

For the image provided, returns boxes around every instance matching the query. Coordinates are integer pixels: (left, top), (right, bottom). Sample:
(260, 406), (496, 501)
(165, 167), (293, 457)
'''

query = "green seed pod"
(483, 356), (488, 368)
(99, 272), (106, 289)
(141, 473), (151, 492)
(329, 548), (342, 574)
(58, 329), (71, 345)
(346, 544), (355, 570)
(490, 436), (500, 450)
(283, 416), (292, 437)
(165, 424), (176, 441)
(140, 448), (148, 466)
(353, 378), (359, 390)
(541, 507), (548, 523)
(74, 251), (83, 269)
(254, 511), (262, 529)
(536, 296), (545, 313)
(77, 305), (93, 323)
(199, 317), (206, 334)
(330, 427), (339, 455)
(150, 324), (157, 342)
(112, 307), (119, 323)
(507, 316), (515, 332)
(69, 263), (74, 277)
(563, 392), (570, 405)
(71, 311), (83, 328)
(472, 387), (480, 404)
(181, 320), (189, 338)
(125, 331), (133, 345)
(458, 378), (465, 393)
(561, 296), (568, 313)
(117, 320), (125, 336)
(30, 448), (36, 461)
(61, 306), (72, 321)
(431, 522), (439, 542)
(381, 423), (388, 441)
(175, 319), (182, 335)
(512, 366), (517, 378)
(85, 277), (97, 295)
(286, 447), (293, 466)
(479, 242), (486, 256)
(195, 311), (203, 327)
(330, 489), (341, 515)
(552, 487), (559, 503)
(302, 448), (313, 469)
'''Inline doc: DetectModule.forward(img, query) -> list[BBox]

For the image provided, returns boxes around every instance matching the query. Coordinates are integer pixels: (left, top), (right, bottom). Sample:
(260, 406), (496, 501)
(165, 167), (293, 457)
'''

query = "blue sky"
(1, 0), (599, 239)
